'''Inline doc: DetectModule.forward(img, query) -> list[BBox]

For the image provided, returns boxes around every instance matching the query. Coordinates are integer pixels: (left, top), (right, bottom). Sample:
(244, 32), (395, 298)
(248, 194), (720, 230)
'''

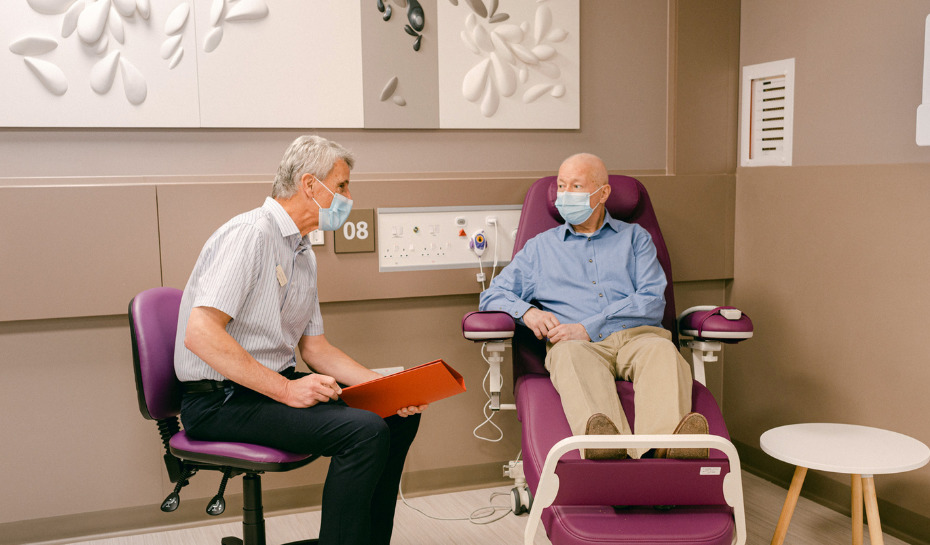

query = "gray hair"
(272, 135), (355, 198)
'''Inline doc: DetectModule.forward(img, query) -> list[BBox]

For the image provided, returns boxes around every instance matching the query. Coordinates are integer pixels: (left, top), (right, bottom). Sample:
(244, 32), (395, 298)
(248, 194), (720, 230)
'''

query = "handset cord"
(472, 343), (504, 442)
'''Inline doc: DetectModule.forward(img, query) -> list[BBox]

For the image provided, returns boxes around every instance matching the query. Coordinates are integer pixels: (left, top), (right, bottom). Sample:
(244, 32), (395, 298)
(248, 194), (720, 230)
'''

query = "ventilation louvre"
(741, 59), (795, 167)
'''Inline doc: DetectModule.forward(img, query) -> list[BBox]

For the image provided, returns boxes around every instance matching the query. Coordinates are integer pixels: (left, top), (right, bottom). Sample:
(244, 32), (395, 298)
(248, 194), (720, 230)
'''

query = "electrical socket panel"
(378, 205), (521, 272)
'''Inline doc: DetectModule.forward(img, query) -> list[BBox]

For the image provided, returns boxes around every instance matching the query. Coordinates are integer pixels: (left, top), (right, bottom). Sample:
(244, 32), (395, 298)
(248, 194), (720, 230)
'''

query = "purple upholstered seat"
(129, 287), (318, 544)
(130, 287), (316, 471)
(466, 176), (744, 545)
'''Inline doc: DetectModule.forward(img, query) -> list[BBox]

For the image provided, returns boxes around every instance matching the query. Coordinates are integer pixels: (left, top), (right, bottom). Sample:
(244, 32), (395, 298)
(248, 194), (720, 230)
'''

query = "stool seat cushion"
(170, 431), (316, 471)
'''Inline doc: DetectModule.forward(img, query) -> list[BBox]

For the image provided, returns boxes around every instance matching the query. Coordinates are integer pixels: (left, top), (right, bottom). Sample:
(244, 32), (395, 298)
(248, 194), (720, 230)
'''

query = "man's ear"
(300, 173), (315, 194)
(599, 184), (611, 203)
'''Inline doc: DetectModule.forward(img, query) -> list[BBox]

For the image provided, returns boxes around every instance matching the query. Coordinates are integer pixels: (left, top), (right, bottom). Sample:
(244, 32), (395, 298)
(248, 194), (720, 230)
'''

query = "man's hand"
(523, 308), (560, 340)
(547, 323), (590, 344)
(281, 373), (342, 408)
(396, 404), (428, 417)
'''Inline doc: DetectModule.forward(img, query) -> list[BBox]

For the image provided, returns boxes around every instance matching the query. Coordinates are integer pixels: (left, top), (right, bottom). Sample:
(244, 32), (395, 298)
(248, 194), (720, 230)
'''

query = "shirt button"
(599, 293), (603, 297)
(588, 259), (593, 263)
(592, 281), (596, 284)
(598, 333), (603, 338)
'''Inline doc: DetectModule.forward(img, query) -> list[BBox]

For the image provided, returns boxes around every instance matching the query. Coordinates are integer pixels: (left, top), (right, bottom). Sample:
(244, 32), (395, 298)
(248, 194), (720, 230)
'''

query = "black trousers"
(180, 370), (420, 545)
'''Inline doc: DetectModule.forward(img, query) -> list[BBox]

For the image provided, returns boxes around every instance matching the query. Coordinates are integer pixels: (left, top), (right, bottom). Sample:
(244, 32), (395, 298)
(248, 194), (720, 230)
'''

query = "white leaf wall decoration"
(225, 0), (268, 22)
(23, 57), (68, 95)
(9, 36), (58, 56)
(112, 0), (135, 17)
(26, 0), (77, 15)
(165, 3), (190, 36)
(136, 0), (150, 20)
(77, 0), (111, 45)
(161, 34), (182, 60)
(119, 57), (147, 105)
(90, 50), (119, 93)
(203, 27), (223, 53)
(210, 0), (226, 26)
(462, 58), (490, 102)
(61, 1), (84, 38)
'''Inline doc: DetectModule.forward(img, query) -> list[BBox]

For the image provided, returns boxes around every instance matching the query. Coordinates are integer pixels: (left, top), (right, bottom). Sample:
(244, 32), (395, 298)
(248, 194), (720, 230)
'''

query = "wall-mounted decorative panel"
(1, 0), (577, 128)
(1, 0), (201, 127)
(437, 0), (580, 128)
(193, 1), (364, 128)
(361, 0), (439, 129)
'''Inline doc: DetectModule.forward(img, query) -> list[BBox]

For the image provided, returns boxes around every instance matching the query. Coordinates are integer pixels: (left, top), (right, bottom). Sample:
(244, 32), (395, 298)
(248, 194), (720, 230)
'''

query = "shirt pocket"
(280, 283), (316, 343)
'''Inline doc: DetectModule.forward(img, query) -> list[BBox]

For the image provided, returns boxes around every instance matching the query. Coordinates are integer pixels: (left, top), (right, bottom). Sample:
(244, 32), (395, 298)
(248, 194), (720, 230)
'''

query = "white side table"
(760, 423), (930, 545)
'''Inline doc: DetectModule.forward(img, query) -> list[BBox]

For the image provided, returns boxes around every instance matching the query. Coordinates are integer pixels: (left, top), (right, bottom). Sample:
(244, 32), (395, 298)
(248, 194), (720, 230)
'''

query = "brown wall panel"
(0, 185), (161, 322)
(729, 164), (930, 524)
(158, 173), (735, 301)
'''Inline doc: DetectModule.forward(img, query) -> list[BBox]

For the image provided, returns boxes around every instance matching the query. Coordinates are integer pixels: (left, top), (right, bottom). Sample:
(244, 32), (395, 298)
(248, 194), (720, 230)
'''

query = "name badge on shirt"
(275, 264), (288, 286)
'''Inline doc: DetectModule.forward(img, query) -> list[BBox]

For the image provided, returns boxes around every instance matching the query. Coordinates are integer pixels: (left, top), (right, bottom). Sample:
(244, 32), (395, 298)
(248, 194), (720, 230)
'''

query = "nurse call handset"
(469, 229), (487, 257)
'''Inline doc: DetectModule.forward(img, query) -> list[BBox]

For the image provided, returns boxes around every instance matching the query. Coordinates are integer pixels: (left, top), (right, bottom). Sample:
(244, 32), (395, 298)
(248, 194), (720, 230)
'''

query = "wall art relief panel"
(1, 0), (577, 128)
(2, 0), (201, 127)
(437, 0), (579, 129)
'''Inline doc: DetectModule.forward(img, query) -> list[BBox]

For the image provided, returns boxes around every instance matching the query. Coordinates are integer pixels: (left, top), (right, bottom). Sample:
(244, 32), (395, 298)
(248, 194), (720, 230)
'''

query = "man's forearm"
(299, 335), (380, 386)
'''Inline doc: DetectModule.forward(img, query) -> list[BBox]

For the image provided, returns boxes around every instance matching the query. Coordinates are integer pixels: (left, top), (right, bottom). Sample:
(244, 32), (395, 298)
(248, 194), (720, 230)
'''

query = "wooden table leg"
(771, 466), (808, 545)
(863, 476), (884, 545)
(851, 474), (863, 545)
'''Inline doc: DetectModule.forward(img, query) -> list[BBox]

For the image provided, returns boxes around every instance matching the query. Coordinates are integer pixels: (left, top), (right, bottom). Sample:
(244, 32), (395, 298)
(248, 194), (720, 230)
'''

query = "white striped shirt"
(174, 197), (324, 382)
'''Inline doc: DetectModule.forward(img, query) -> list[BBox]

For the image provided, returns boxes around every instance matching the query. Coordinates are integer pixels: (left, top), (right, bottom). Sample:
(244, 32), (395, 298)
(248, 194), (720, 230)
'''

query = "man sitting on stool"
(175, 135), (426, 544)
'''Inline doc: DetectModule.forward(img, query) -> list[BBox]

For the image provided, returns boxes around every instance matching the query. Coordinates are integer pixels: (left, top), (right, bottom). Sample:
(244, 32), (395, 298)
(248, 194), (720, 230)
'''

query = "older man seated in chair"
(479, 153), (706, 460)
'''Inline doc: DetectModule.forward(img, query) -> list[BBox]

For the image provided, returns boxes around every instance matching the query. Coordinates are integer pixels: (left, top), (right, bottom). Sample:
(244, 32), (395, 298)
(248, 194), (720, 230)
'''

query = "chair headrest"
(544, 175), (643, 223)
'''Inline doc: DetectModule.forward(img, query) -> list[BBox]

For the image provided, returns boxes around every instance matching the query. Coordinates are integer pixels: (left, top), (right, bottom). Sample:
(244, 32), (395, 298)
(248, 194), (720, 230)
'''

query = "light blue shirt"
(478, 213), (667, 342)
(175, 197), (324, 382)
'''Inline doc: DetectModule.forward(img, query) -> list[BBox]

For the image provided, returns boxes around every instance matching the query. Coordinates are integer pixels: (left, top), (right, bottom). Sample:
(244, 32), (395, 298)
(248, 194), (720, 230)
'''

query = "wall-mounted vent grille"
(741, 59), (794, 167)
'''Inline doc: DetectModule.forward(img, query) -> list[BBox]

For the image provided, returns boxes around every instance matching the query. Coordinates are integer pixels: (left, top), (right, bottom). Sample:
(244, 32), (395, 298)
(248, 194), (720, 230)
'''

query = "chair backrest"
(511, 175), (677, 378)
(129, 287), (184, 421)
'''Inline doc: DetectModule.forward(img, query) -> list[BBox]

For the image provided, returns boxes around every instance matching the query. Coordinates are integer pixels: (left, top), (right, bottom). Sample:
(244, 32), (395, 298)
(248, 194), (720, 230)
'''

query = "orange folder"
(340, 359), (466, 418)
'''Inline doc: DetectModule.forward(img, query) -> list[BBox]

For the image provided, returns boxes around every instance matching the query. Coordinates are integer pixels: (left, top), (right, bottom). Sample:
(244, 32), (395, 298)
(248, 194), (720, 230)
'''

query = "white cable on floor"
(398, 484), (513, 524)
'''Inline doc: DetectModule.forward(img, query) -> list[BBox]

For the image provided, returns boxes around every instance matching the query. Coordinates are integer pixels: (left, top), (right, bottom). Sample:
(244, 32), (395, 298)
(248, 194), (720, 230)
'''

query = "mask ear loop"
(309, 175), (335, 210)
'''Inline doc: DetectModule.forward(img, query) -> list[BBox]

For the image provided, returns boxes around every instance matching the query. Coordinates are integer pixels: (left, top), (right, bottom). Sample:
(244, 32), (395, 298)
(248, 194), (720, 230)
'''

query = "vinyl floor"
(59, 471), (913, 545)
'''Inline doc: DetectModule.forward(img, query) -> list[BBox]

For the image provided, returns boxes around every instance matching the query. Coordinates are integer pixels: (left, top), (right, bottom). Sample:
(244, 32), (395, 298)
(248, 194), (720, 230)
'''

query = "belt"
(181, 379), (235, 395)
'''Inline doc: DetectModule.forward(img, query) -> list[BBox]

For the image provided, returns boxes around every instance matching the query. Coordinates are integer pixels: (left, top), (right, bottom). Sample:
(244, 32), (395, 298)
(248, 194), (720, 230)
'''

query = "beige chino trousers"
(544, 325), (693, 459)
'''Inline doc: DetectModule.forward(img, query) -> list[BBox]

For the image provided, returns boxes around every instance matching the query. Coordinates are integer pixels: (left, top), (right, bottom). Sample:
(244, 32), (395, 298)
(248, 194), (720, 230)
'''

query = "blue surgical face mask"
(312, 179), (353, 231)
(555, 185), (606, 225)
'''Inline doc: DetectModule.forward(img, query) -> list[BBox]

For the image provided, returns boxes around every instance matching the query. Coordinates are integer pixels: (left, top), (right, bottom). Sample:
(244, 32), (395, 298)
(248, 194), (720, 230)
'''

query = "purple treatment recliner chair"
(462, 175), (754, 545)
(129, 287), (320, 545)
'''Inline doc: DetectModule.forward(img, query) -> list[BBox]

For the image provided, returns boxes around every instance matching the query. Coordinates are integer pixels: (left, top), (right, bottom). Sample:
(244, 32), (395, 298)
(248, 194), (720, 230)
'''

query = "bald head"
(559, 153), (608, 187)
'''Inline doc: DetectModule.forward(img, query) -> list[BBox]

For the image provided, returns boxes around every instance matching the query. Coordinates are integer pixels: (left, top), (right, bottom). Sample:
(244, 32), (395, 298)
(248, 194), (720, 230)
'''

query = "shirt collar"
(262, 197), (308, 247)
(559, 212), (622, 239)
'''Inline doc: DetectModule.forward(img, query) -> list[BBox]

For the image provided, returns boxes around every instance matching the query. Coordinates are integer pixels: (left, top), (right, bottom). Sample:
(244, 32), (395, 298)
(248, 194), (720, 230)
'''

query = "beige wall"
(732, 1), (930, 542)
(0, 1), (748, 543)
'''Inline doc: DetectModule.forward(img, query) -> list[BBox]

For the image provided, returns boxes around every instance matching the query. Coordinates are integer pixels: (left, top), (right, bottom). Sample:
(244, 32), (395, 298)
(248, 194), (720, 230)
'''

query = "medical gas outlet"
(377, 206), (521, 272)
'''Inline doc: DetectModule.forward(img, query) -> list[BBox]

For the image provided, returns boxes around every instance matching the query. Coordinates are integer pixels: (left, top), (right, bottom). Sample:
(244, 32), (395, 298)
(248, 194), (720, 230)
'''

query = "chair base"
(221, 473), (321, 545)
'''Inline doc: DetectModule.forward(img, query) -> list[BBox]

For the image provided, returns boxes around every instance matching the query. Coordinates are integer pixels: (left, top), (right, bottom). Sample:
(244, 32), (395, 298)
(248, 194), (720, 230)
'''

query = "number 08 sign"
(334, 208), (376, 254)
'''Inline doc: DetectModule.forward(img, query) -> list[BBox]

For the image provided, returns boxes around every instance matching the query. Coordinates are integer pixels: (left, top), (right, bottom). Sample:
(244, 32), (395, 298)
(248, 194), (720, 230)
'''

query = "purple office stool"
(129, 287), (319, 545)
(463, 175), (753, 545)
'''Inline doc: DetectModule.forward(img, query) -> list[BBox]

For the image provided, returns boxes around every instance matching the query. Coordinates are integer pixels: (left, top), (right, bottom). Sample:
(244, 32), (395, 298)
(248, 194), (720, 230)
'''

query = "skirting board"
(734, 439), (930, 545)
(2, 461), (511, 545)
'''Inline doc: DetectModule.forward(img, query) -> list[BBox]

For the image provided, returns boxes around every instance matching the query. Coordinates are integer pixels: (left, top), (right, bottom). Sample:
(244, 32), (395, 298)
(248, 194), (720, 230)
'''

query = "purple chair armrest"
(679, 306), (753, 343)
(462, 311), (515, 341)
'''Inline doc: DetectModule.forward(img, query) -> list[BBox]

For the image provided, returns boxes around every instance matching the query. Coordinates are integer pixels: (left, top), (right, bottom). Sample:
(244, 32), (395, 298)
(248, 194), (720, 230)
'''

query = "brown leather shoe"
(583, 413), (627, 460)
(655, 412), (709, 459)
